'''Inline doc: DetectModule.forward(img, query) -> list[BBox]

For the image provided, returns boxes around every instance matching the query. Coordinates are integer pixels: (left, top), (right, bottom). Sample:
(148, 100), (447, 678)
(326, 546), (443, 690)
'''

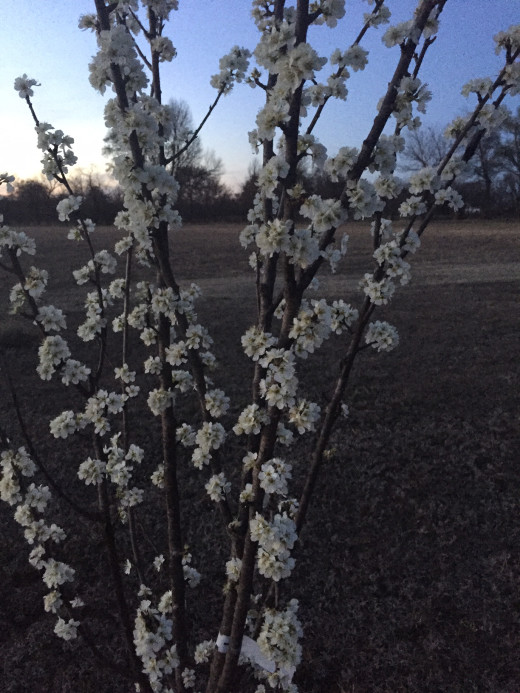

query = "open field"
(0, 219), (519, 692)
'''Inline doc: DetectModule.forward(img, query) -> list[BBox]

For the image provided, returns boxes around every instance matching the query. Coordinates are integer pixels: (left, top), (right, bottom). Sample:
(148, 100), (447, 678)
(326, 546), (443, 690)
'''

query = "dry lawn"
(0, 219), (519, 692)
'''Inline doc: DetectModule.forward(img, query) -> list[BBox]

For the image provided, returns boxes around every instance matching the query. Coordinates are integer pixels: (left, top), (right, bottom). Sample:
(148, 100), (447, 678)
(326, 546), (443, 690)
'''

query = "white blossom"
(26, 483), (51, 512)
(36, 305), (67, 333)
(434, 186), (464, 211)
(259, 458), (292, 496)
(250, 512), (297, 581)
(56, 196), (82, 222)
(42, 558), (75, 589)
(147, 388), (174, 416)
(409, 167), (440, 194)
(54, 617), (80, 641)
(194, 639), (215, 664)
(359, 273), (395, 305)
(288, 400), (321, 434)
(225, 558), (242, 583)
(365, 320), (399, 352)
(205, 472), (231, 502)
(210, 46), (251, 94)
(151, 35), (177, 62)
(399, 195), (427, 217)
(204, 389), (230, 418)
(14, 74), (39, 99)
(182, 668), (196, 688)
(78, 457), (106, 485)
(49, 410), (77, 439)
(382, 20), (413, 48)
(44, 590), (63, 614)
(234, 403), (270, 436)
(257, 600), (303, 678)
(241, 326), (276, 361)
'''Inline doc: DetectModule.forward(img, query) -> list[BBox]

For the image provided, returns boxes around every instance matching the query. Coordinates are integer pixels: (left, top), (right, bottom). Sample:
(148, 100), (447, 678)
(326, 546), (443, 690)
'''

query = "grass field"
(0, 219), (519, 692)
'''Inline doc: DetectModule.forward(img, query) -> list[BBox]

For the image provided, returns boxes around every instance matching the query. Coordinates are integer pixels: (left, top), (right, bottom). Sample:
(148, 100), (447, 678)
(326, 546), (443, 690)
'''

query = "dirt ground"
(0, 219), (519, 692)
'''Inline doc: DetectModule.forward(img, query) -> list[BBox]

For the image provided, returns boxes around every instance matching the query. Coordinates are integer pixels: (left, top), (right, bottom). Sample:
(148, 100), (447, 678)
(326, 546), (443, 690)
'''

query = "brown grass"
(0, 219), (519, 692)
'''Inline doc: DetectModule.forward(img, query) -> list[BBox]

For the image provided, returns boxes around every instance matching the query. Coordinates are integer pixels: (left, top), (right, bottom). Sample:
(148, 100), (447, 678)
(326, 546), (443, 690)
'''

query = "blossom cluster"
(256, 599), (303, 690)
(365, 320), (400, 352)
(0, 172), (15, 194)
(35, 121), (78, 180)
(250, 512), (297, 581)
(0, 447), (81, 641)
(259, 457), (292, 496)
(133, 597), (179, 691)
(210, 46), (251, 94)
(0, 223), (35, 260)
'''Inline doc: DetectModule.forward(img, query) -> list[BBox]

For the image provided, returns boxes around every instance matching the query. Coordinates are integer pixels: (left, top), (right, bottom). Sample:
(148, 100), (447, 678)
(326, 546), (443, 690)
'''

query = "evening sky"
(1, 1), (519, 190)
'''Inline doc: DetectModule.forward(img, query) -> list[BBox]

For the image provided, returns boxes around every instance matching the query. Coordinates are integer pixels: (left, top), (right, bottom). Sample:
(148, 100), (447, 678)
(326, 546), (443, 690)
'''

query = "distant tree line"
(3, 105), (518, 226)
(0, 170), (242, 227)
(0, 99), (240, 226)
(238, 107), (520, 222)
(0, 174), (122, 226)
(0, 172), (241, 227)
(399, 105), (520, 217)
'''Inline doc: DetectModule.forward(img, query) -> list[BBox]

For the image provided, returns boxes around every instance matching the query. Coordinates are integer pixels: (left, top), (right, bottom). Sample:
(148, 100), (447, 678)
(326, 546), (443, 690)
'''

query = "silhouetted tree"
(400, 110), (520, 216)
(497, 106), (520, 214)
(165, 100), (229, 220)
(165, 98), (204, 175)
(401, 125), (451, 171)
(235, 160), (260, 215)
(66, 169), (122, 224)
(1, 179), (57, 225)
(103, 98), (229, 221)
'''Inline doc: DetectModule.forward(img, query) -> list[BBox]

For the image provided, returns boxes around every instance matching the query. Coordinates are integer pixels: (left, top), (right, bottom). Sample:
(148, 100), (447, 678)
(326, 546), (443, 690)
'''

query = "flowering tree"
(1, 2), (519, 692)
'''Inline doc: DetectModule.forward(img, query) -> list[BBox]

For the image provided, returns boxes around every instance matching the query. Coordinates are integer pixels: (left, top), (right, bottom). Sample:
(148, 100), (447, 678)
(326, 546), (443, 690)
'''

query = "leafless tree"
(401, 125), (450, 170)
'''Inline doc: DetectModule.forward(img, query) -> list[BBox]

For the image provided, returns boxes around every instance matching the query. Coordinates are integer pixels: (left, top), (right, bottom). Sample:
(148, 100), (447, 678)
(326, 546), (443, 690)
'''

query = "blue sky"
(1, 0), (519, 191)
